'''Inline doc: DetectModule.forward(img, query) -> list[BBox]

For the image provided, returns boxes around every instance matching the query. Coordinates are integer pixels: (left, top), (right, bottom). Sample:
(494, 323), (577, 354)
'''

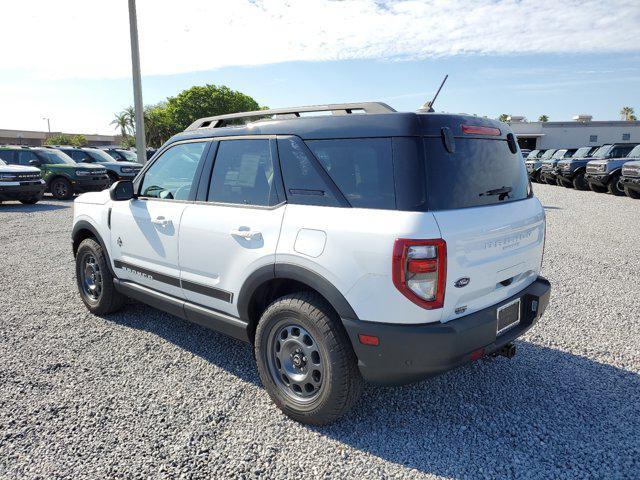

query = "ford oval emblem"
(454, 277), (470, 288)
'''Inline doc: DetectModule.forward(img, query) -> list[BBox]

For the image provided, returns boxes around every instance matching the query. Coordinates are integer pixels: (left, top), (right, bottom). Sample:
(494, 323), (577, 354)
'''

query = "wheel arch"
(46, 174), (71, 190)
(238, 263), (359, 342)
(72, 220), (116, 277)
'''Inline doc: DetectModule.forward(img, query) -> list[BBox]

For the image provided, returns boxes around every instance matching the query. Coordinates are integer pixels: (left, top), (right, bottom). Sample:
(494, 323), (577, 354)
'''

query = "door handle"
(151, 216), (171, 227)
(230, 228), (261, 239)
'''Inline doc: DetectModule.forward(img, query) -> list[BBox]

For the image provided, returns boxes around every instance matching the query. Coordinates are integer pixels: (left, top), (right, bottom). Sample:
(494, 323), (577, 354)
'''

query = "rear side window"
(423, 137), (530, 210)
(208, 139), (278, 206)
(306, 138), (395, 210)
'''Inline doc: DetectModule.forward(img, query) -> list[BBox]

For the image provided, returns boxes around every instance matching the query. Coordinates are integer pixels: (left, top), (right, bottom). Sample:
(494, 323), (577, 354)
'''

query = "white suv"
(72, 103), (551, 425)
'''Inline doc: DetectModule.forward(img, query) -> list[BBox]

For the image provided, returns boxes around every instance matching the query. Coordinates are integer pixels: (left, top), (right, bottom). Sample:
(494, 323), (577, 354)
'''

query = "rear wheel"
(572, 172), (588, 190)
(607, 173), (625, 196)
(50, 177), (73, 200)
(75, 238), (125, 315)
(20, 196), (40, 205)
(624, 186), (640, 199)
(588, 182), (607, 193)
(255, 292), (363, 425)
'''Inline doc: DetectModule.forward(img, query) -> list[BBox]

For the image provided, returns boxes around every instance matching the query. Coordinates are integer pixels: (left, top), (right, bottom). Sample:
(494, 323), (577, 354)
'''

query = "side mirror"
(29, 159), (41, 167)
(109, 180), (135, 201)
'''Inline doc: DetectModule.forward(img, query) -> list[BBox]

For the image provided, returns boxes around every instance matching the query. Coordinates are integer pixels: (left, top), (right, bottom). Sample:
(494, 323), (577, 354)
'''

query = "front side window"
(306, 138), (395, 210)
(17, 150), (38, 165)
(0, 150), (16, 163)
(207, 139), (278, 206)
(140, 142), (206, 200)
(610, 145), (635, 158)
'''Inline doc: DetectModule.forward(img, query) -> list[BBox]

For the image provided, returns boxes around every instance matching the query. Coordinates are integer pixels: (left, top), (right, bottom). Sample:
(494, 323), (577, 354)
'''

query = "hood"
(0, 164), (41, 174)
(74, 189), (111, 205)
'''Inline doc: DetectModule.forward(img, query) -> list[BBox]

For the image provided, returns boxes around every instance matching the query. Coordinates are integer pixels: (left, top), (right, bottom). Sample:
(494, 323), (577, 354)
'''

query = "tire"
(255, 292), (363, 425)
(588, 182), (607, 193)
(607, 173), (625, 196)
(75, 238), (126, 315)
(50, 177), (73, 200)
(572, 172), (588, 190)
(624, 186), (640, 199)
(107, 172), (119, 187)
(20, 197), (40, 205)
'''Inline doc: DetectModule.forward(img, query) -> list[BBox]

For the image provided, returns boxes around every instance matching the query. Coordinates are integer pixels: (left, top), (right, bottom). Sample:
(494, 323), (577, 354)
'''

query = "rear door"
(423, 135), (545, 322)
(178, 137), (285, 316)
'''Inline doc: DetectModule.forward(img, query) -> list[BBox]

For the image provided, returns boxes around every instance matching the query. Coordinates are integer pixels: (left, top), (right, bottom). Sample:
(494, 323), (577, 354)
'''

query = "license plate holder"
(496, 298), (521, 336)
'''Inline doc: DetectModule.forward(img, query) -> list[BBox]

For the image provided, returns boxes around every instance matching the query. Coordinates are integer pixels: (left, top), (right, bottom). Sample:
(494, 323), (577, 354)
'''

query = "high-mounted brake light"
(461, 124), (501, 136)
(392, 239), (446, 309)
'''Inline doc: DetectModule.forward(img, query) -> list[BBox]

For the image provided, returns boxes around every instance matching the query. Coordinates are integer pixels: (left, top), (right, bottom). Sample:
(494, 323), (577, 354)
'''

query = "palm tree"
(110, 112), (130, 138)
(498, 114), (509, 122)
(124, 106), (136, 134)
(620, 106), (636, 121)
(538, 115), (549, 122)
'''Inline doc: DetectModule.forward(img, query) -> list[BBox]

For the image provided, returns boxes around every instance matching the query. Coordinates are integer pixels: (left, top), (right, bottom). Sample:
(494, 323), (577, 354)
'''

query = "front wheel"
(255, 292), (363, 425)
(75, 238), (126, 315)
(607, 173), (625, 196)
(572, 172), (588, 190)
(588, 182), (607, 193)
(624, 186), (640, 199)
(20, 196), (41, 205)
(50, 177), (73, 200)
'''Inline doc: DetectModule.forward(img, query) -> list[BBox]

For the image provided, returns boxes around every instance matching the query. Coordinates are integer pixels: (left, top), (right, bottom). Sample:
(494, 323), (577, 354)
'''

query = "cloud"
(0, 0), (639, 79)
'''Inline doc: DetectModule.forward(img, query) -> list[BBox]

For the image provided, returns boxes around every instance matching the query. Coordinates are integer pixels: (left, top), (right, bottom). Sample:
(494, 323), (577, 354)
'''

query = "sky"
(1, 0), (639, 135)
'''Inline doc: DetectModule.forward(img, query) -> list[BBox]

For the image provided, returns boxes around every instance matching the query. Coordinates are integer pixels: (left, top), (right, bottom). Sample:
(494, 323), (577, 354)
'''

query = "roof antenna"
(420, 74), (448, 112)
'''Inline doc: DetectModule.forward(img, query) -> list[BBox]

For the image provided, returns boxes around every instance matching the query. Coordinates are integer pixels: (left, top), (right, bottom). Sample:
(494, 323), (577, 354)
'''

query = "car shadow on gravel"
(0, 202), (69, 212)
(106, 306), (638, 478)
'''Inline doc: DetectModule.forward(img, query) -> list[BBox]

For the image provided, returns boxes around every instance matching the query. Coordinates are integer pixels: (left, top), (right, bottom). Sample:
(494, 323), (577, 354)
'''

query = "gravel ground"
(1, 184), (639, 479)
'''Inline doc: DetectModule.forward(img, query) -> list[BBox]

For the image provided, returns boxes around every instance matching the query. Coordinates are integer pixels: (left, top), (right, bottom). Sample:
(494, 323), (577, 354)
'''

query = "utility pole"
(42, 117), (51, 133)
(128, 0), (147, 163)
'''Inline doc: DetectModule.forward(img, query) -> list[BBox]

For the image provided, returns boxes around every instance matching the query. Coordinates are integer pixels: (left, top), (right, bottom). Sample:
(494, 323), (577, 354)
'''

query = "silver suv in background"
(584, 143), (639, 195)
(524, 149), (548, 182)
(620, 159), (640, 199)
(556, 146), (599, 189)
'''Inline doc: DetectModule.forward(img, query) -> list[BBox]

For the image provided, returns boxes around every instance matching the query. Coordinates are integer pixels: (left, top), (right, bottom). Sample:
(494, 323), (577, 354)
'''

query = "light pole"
(42, 117), (51, 133)
(128, 0), (147, 164)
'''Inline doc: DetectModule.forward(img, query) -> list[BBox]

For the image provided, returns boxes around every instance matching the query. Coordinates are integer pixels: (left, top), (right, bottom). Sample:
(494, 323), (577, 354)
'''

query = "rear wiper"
(480, 186), (512, 200)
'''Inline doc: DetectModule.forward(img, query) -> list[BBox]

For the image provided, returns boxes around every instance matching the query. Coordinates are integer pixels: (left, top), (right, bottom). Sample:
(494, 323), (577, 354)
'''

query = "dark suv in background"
(54, 146), (142, 185)
(539, 148), (576, 185)
(584, 143), (639, 195)
(556, 146), (599, 189)
(96, 147), (141, 164)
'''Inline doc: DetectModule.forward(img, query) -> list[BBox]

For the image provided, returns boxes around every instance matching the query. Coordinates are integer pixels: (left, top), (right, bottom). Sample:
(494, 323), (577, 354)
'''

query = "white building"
(0, 128), (121, 147)
(508, 115), (640, 150)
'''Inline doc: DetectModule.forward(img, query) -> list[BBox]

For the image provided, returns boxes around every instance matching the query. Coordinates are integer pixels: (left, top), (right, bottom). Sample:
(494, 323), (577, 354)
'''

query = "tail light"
(392, 239), (446, 309)
(461, 124), (501, 136)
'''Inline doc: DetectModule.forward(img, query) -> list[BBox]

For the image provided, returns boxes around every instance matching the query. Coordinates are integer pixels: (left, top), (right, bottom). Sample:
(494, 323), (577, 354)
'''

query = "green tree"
(43, 133), (87, 147)
(124, 106), (136, 133)
(620, 106), (636, 121)
(111, 112), (131, 138)
(538, 115), (549, 122)
(144, 102), (174, 148)
(165, 84), (261, 131)
(498, 114), (509, 122)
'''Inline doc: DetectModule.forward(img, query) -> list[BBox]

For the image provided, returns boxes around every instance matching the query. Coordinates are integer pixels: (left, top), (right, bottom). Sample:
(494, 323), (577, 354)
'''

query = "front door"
(178, 138), (285, 316)
(110, 141), (209, 298)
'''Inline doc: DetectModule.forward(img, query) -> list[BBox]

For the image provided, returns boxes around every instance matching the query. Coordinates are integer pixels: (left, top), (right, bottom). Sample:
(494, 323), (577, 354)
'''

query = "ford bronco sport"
(0, 146), (109, 199)
(72, 103), (551, 425)
(0, 158), (45, 204)
(53, 146), (142, 185)
(584, 143), (639, 195)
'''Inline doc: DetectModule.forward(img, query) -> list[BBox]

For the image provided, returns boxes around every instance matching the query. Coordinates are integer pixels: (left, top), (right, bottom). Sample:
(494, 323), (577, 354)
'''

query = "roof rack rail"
(185, 102), (397, 131)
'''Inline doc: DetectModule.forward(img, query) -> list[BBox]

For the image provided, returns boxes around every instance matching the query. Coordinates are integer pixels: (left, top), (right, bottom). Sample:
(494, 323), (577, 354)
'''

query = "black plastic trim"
(71, 220), (116, 277)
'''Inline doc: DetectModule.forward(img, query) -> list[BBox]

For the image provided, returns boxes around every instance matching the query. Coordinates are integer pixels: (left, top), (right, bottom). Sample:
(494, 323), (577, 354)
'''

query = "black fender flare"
(72, 220), (116, 277)
(237, 263), (359, 322)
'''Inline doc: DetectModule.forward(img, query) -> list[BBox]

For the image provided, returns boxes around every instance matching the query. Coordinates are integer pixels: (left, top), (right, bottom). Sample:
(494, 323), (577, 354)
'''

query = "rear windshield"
(423, 137), (530, 210)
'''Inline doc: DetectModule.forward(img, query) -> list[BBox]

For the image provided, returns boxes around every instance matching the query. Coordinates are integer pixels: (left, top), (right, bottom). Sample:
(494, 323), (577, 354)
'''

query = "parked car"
(0, 158), (45, 204)
(584, 143), (639, 195)
(0, 146), (109, 200)
(54, 146), (142, 185)
(620, 157), (640, 199)
(556, 146), (599, 189)
(72, 102), (550, 425)
(520, 148), (532, 158)
(539, 148), (577, 185)
(524, 149), (547, 182)
(97, 147), (142, 164)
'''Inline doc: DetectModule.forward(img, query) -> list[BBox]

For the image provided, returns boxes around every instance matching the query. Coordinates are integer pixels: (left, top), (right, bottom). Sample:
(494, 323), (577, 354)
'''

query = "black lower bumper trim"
(0, 183), (45, 200)
(342, 276), (551, 385)
(73, 177), (110, 193)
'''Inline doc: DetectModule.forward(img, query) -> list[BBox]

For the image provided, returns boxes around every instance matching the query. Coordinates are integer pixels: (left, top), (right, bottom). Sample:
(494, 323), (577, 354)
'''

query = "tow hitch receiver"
(493, 343), (516, 359)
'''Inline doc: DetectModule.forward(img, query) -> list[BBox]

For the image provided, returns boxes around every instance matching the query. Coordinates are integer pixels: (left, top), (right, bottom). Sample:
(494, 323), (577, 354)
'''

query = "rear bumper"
(0, 181), (45, 200)
(72, 176), (110, 193)
(342, 276), (551, 385)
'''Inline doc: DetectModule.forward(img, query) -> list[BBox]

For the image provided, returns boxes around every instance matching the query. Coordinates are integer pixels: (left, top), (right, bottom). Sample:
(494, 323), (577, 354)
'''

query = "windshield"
(627, 145), (640, 158)
(85, 148), (117, 163)
(526, 150), (540, 159)
(551, 149), (567, 159)
(34, 149), (76, 165)
(116, 149), (138, 162)
(572, 147), (592, 158)
(540, 149), (556, 159)
(591, 145), (612, 159)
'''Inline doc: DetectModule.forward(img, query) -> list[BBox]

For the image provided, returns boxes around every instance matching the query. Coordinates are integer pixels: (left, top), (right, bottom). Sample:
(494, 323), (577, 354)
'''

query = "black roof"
(168, 112), (512, 145)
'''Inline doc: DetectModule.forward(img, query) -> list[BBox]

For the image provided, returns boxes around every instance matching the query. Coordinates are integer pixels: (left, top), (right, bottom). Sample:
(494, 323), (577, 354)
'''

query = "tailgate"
(433, 198), (545, 322)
